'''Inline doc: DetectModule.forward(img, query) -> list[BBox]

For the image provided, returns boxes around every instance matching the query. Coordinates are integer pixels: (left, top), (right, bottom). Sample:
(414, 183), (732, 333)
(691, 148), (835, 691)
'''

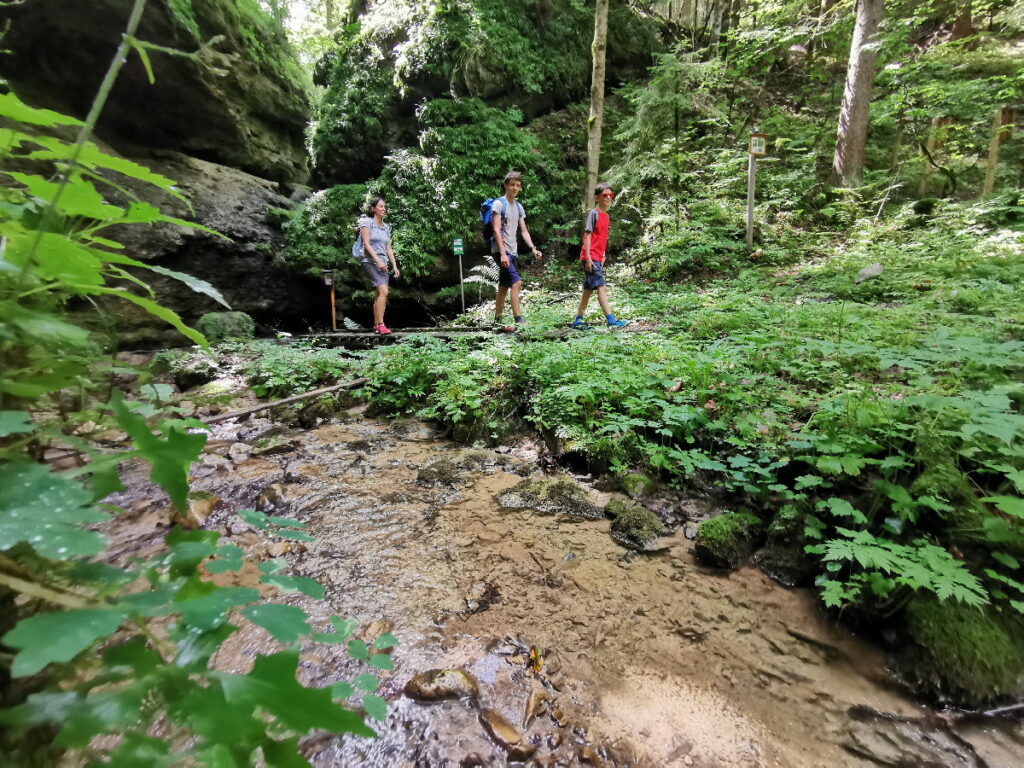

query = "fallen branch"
(204, 378), (367, 424)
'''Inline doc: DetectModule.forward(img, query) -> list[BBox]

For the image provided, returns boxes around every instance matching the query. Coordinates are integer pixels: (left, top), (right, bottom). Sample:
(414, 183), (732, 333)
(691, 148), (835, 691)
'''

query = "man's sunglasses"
(599, 191), (615, 198)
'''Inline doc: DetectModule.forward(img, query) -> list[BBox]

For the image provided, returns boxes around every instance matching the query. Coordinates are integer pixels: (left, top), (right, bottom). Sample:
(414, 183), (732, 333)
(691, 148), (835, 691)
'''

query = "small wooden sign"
(749, 131), (768, 157)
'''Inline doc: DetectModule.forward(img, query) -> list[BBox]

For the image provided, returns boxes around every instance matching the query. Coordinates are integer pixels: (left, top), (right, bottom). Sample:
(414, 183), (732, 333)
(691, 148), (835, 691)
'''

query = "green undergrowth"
(350, 198), (1024, 671)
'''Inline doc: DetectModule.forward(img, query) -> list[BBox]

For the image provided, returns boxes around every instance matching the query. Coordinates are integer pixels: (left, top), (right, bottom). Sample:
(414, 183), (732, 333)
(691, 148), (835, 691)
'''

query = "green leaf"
(992, 552), (1020, 570)
(373, 632), (398, 650)
(0, 92), (83, 127)
(0, 410), (33, 437)
(353, 673), (379, 692)
(110, 392), (207, 510)
(7, 172), (123, 221)
(100, 252), (230, 308)
(176, 586), (259, 631)
(3, 609), (127, 676)
(218, 651), (375, 737)
(982, 495), (1024, 520)
(794, 474), (824, 490)
(262, 737), (312, 768)
(331, 681), (355, 699)
(91, 287), (207, 347)
(363, 694), (388, 721)
(816, 456), (844, 475)
(260, 570), (326, 599)
(0, 462), (108, 559)
(242, 603), (312, 644)
(367, 654), (395, 671)
(347, 639), (369, 661)
(313, 616), (358, 644)
(205, 544), (245, 574)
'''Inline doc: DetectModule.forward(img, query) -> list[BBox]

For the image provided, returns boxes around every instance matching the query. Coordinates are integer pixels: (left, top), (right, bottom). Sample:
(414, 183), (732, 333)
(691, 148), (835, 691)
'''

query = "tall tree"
(582, 0), (610, 211)
(832, 0), (884, 185)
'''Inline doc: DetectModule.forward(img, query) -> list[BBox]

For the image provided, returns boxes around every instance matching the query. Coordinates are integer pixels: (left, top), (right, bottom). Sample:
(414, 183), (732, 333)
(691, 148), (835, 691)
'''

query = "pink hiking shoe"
(374, 323), (392, 335)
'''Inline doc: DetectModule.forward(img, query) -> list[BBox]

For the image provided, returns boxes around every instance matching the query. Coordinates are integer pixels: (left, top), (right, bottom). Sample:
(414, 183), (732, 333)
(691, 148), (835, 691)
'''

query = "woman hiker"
(353, 196), (400, 334)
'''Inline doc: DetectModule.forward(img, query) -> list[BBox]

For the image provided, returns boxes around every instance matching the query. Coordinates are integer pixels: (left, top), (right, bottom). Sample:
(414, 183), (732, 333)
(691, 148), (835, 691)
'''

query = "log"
(204, 378), (367, 424)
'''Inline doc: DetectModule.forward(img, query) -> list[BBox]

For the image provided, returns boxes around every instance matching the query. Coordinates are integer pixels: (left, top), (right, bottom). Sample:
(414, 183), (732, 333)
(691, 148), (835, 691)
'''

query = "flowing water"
(105, 400), (1024, 767)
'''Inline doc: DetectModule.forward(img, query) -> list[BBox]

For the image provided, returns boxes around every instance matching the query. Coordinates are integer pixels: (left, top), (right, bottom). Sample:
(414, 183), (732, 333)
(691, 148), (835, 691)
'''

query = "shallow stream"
(105, 401), (1024, 767)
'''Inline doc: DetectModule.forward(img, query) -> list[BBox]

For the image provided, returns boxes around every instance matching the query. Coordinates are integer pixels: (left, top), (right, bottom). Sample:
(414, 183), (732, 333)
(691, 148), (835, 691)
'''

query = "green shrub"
(195, 311), (256, 343)
(244, 341), (352, 398)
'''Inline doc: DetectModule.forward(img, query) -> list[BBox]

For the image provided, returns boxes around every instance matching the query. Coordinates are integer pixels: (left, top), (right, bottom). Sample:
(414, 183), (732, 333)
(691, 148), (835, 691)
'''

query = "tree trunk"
(582, 0), (610, 212)
(918, 116), (949, 196)
(983, 108), (1013, 196)
(832, 0), (884, 186)
(951, 0), (973, 40)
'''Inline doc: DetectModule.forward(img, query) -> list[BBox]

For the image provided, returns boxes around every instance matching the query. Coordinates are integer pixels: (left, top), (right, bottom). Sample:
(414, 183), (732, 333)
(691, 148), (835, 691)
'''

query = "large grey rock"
(0, 0), (309, 183)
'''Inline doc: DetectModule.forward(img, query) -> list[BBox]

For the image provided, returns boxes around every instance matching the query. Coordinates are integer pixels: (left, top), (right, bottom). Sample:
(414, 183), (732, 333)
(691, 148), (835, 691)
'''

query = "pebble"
(404, 669), (479, 701)
(478, 708), (536, 760)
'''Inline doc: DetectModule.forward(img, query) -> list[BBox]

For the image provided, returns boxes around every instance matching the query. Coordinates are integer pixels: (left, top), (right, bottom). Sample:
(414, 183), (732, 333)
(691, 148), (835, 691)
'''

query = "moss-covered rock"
(496, 476), (602, 520)
(607, 498), (666, 552)
(619, 472), (659, 499)
(195, 312), (256, 343)
(753, 505), (817, 587)
(901, 597), (1024, 707)
(151, 349), (218, 391)
(694, 511), (763, 569)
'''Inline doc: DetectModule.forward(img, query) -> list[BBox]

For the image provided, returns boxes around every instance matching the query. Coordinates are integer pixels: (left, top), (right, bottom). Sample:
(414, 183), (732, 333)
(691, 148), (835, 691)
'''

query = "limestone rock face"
(0, 0), (309, 183)
(95, 151), (323, 346)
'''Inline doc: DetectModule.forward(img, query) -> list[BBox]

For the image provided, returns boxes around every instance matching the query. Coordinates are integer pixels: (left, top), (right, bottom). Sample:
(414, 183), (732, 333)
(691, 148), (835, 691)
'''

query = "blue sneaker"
(607, 317), (629, 328)
(571, 318), (591, 330)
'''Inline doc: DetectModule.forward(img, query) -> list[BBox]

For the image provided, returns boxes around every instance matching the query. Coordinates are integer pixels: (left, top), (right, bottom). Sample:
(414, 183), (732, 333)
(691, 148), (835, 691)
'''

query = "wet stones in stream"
(842, 706), (987, 767)
(496, 475), (603, 519)
(404, 669), (480, 701)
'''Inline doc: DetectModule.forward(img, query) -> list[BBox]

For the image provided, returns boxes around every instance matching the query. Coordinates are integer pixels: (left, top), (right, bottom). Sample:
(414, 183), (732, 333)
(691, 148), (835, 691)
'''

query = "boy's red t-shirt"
(579, 208), (609, 262)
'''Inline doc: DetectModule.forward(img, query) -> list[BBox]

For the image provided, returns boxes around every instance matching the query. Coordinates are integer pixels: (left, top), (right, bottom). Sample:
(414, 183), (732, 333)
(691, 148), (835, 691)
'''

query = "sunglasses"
(599, 192), (615, 198)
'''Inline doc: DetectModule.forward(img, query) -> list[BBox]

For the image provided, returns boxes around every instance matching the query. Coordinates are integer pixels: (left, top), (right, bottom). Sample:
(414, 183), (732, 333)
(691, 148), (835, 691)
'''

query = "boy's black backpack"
(480, 196), (508, 246)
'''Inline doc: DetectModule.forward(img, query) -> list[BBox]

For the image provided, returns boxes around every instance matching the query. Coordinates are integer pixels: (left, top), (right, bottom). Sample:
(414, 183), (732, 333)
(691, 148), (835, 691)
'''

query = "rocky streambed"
(102, 394), (1024, 767)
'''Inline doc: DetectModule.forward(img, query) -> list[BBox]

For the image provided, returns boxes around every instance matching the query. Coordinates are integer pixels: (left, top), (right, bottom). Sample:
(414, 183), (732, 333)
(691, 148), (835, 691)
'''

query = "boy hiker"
(573, 182), (628, 329)
(489, 171), (542, 331)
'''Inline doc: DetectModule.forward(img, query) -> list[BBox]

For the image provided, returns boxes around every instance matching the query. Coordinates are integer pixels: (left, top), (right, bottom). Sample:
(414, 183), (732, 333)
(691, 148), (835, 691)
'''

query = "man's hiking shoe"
(607, 318), (629, 329)
(496, 324), (517, 333)
(571, 319), (591, 330)
(374, 323), (392, 335)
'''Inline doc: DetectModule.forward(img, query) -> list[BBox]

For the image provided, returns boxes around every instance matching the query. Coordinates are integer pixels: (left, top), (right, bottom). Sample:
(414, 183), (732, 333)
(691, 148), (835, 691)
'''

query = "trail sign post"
(454, 238), (465, 312)
(323, 269), (336, 331)
(746, 128), (767, 251)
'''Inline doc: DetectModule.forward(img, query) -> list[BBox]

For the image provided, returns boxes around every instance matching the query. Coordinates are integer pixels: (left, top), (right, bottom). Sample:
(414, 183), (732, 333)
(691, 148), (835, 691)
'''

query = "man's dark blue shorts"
(583, 260), (606, 290)
(492, 252), (522, 287)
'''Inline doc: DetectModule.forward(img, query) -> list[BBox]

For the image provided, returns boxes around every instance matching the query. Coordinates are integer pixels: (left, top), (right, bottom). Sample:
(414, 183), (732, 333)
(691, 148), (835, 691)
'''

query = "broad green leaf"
(110, 393), (207, 510)
(367, 654), (395, 671)
(816, 456), (844, 475)
(91, 287), (207, 347)
(0, 410), (32, 437)
(331, 681), (355, 699)
(992, 552), (1020, 569)
(373, 632), (398, 650)
(353, 673), (379, 692)
(0, 462), (107, 559)
(175, 586), (259, 631)
(313, 616), (358, 644)
(7, 172), (123, 221)
(56, 684), (147, 746)
(262, 737), (313, 768)
(0, 92), (83, 126)
(794, 474), (824, 490)
(982, 495), (1024, 519)
(25, 137), (181, 197)
(205, 544), (245, 574)
(0, 691), (80, 726)
(242, 603), (312, 643)
(347, 639), (369, 661)
(260, 570), (326, 599)
(100, 252), (230, 308)
(218, 651), (374, 736)
(363, 694), (387, 721)
(4, 230), (104, 287)
(3, 609), (127, 676)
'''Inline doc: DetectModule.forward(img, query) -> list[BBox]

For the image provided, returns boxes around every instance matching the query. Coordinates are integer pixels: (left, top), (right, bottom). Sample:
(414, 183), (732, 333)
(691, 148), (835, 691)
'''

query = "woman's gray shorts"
(361, 260), (389, 287)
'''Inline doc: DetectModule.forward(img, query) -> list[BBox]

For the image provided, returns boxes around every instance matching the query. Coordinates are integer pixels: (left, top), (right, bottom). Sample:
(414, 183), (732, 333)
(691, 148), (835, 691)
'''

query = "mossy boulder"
(619, 472), (658, 499)
(607, 498), (666, 552)
(496, 476), (602, 520)
(694, 511), (763, 569)
(753, 506), (817, 587)
(900, 597), (1024, 707)
(195, 312), (256, 343)
(152, 349), (218, 391)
